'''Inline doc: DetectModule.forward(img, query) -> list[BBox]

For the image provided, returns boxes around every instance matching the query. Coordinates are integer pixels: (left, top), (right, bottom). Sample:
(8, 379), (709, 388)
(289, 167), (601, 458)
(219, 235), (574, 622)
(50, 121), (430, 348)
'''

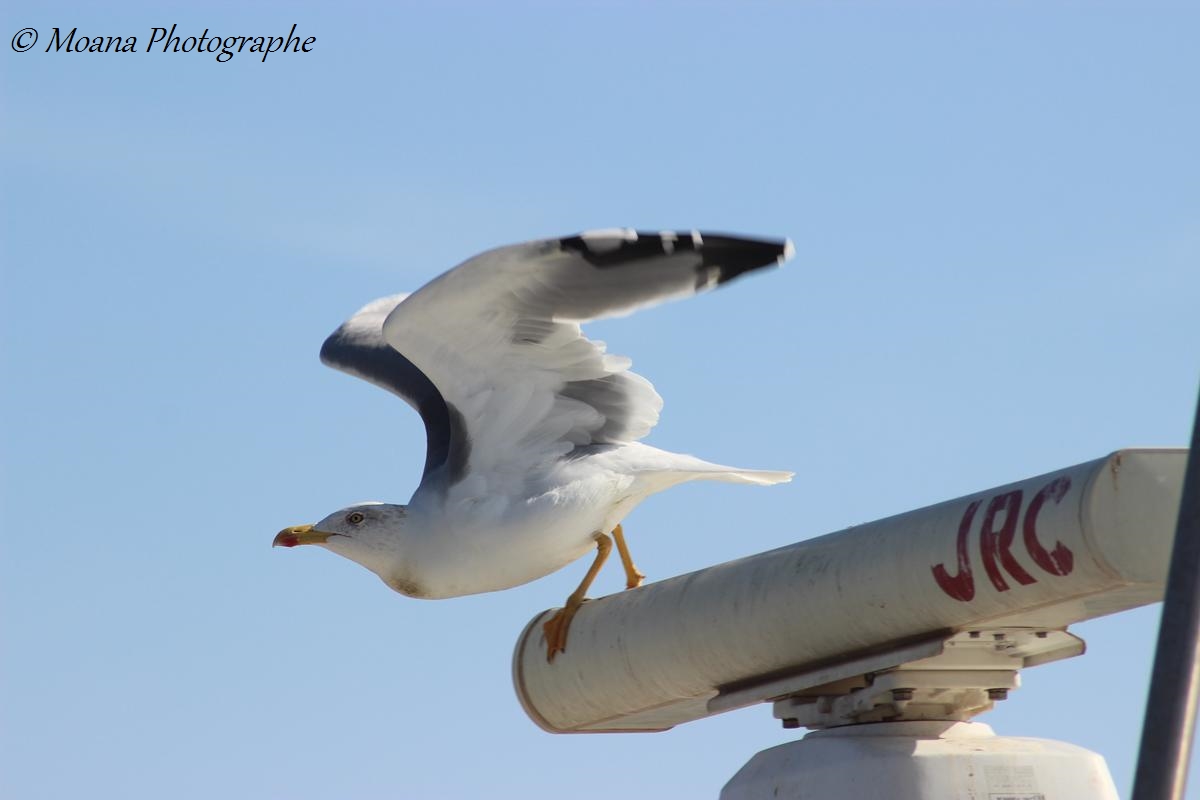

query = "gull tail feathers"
(625, 446), (793, 487)
(703, 468), (793, 486)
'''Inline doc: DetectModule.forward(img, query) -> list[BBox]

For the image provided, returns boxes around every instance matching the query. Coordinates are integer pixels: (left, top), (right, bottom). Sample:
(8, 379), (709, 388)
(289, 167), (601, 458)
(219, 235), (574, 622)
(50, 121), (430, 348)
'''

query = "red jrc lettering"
(931, 500), (980, 601)
(1023, 477), (1074, 576)
(930, 476), (1076, 601)
(980, 491), (1036, 592)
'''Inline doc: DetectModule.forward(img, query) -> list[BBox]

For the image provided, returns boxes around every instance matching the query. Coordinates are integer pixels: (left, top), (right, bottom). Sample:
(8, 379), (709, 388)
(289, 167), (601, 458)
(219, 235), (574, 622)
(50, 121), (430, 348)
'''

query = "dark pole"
(1132, 384), (1200, 800)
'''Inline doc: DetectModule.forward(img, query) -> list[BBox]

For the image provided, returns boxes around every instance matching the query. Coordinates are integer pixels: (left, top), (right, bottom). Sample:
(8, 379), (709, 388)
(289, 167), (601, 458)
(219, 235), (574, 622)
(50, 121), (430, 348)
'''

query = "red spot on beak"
(274, 525), (321, 548)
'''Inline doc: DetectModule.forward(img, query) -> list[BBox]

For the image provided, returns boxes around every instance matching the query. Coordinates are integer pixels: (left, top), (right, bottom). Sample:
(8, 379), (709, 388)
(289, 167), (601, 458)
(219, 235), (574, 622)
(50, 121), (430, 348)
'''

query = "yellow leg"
(543, 533), (612, 663)
(612, 524), (645, 590)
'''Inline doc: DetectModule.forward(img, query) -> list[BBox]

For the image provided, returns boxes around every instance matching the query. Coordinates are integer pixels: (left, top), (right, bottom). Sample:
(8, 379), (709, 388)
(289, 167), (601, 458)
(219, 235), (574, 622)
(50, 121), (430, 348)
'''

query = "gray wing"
(318, 295), (468, 480)
(378, 229), (792, 493)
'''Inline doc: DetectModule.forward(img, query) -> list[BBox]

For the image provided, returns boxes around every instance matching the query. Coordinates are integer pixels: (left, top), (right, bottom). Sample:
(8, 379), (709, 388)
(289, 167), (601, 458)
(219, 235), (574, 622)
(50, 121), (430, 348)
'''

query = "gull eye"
(346, 511), (365, 525)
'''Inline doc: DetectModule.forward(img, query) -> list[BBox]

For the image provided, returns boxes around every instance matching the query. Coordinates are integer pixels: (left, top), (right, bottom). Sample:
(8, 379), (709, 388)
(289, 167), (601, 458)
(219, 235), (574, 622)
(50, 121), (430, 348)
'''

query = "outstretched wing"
(318, 294), (469, 480)
(378, 229), (791, 497)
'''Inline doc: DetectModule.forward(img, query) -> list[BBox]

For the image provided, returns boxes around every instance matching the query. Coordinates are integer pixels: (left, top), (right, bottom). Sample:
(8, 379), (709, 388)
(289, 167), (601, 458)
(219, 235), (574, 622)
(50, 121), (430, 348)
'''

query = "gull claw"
(542, 603), (582, 663)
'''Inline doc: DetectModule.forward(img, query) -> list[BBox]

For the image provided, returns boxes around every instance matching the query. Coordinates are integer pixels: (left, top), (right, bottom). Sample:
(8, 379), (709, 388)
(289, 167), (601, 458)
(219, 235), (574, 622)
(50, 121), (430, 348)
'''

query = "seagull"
(275, 229), (793, 661)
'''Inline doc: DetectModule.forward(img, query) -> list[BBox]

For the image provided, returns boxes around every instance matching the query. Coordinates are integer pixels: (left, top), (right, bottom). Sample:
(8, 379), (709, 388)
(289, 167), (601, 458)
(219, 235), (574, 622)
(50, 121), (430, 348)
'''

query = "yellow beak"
(273, 524), (334, 548)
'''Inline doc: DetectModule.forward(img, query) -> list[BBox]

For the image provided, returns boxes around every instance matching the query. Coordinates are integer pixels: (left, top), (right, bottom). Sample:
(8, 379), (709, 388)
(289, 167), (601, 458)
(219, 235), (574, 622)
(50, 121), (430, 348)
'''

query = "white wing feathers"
(374, 229), (791, 491)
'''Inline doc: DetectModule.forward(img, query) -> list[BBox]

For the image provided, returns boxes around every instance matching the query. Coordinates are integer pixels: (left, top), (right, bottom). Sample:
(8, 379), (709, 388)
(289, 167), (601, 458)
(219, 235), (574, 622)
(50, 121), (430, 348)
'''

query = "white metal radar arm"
(513, 449), (1187, 734)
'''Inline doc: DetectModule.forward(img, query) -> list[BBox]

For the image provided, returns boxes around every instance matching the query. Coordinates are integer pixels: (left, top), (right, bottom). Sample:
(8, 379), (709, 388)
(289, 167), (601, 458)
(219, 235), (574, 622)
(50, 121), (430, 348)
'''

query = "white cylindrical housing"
(720, 722), (1118, 800)
(513, 449), (1186, 733)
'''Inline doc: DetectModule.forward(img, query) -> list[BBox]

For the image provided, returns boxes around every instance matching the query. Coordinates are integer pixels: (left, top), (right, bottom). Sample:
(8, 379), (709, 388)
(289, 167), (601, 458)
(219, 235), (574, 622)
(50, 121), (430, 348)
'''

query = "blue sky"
(2, 2), (1198, 798)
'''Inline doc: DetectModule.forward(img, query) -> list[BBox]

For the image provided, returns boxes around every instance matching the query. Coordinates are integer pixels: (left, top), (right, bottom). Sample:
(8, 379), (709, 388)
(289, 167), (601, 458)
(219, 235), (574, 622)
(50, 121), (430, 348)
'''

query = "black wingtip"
(559, 229), (671, 267)
(695, 232), (793, 286)
(559, 229), (792, 285)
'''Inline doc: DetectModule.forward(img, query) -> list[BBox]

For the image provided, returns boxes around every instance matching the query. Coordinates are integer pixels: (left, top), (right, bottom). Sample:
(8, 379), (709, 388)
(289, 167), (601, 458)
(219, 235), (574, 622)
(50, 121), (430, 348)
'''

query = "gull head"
(274, 503), (420, 595)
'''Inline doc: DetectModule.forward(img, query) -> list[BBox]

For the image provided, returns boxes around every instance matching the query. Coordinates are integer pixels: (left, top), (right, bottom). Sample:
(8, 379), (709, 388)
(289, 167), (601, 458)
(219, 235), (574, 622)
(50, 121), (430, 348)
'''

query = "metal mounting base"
(758, 628), (1084, 729)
